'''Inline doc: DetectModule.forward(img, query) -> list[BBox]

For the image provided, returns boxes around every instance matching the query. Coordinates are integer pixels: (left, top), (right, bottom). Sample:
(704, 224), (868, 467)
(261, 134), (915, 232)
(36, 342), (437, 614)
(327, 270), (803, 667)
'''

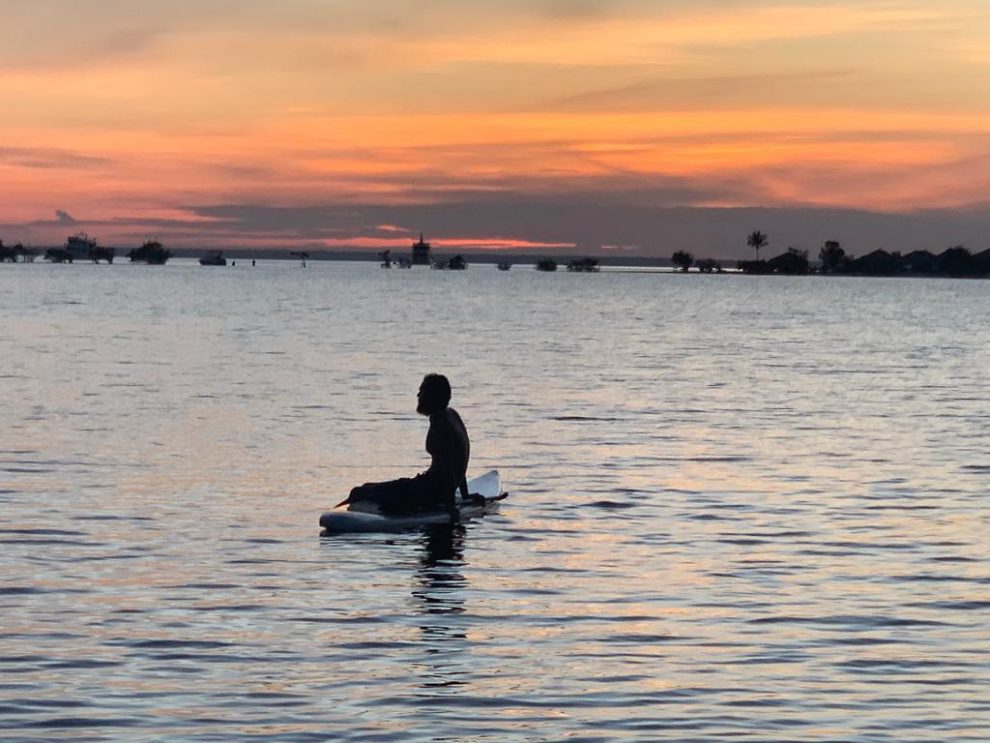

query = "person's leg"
(347, 476), (425, 515)
(348, 472), (446, 515)
(378, 473), (443, 515)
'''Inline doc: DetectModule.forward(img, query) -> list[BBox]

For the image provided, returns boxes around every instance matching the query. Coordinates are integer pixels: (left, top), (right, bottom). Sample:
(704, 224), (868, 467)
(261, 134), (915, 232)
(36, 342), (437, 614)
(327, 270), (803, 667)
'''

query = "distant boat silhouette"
(412, 233), (431, 265)
(199, 251), (227, 266)
(497, 261), (512, 271)
(65, 233), (98, 261)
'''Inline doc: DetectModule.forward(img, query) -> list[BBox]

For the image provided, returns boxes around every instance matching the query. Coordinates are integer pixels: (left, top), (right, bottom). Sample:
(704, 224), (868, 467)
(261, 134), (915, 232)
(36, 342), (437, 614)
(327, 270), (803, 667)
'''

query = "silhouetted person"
(343, 374), (470, 520)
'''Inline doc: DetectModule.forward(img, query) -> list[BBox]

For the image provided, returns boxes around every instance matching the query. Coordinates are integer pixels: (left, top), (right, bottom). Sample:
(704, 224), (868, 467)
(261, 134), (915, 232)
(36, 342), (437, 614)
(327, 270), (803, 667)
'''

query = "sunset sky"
(3, 0), (990, 256)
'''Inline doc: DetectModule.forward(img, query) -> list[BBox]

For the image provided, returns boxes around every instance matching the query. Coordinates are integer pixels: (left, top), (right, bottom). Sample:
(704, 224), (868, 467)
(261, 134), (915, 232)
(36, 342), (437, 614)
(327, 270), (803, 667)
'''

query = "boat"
(199, 251), (227, 266)
(497, 262), (512, 271)
(65, 233), (98, 261)
(411, 233), (431, 265)
(319, 470), (505, 534)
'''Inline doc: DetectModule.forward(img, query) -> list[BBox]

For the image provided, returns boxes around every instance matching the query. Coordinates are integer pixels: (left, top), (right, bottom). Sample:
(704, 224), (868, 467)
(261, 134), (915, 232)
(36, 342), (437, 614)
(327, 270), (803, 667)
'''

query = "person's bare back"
(426, 406), (470, 507)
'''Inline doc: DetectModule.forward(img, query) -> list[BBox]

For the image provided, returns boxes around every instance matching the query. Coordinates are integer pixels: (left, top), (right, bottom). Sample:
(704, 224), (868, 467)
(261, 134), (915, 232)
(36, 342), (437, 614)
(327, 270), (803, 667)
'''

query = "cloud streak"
(0, 147), (113, 169)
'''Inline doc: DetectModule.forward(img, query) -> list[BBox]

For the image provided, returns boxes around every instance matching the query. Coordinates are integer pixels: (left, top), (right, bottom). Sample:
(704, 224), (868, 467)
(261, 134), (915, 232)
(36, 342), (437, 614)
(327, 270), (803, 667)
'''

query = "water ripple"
(2, 266), (989, 740)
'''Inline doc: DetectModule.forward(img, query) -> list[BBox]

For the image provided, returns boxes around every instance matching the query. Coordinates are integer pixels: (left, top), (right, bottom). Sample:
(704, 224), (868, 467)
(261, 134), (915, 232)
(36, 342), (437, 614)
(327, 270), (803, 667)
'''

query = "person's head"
(417, 373), (451, 415)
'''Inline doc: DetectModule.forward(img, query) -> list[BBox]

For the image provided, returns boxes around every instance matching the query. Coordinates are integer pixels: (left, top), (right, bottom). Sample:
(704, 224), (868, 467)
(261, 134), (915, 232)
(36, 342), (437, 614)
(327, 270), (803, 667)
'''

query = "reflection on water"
(412, 525), (468, 691)
(1, 261), (989, 740)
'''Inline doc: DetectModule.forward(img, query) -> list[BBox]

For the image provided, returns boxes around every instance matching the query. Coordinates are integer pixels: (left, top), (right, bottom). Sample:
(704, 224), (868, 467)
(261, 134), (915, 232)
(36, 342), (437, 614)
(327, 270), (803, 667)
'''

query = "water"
(1, 260), (988, 741)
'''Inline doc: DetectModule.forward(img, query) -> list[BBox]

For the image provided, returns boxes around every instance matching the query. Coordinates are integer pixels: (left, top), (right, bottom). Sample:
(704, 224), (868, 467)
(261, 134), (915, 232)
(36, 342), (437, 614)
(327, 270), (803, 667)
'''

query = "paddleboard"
(320, 469), (505, 534)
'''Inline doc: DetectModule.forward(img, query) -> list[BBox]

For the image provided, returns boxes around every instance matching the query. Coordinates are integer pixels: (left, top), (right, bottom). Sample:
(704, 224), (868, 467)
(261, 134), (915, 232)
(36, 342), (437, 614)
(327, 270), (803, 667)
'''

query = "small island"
(127, 240), (172, 265)
(566, 257), (600, 272)
(0, 241), (37, 263)
(432, 255), (467, 270)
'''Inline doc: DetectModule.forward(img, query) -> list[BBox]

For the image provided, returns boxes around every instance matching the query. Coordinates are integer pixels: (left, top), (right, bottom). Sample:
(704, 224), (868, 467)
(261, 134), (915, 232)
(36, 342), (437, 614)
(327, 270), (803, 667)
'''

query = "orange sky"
(2, 1), (990, 254)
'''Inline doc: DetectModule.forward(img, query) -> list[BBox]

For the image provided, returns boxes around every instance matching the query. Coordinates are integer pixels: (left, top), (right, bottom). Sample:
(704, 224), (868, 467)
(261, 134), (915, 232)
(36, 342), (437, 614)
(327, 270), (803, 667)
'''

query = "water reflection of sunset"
(3, 263), (988, 737)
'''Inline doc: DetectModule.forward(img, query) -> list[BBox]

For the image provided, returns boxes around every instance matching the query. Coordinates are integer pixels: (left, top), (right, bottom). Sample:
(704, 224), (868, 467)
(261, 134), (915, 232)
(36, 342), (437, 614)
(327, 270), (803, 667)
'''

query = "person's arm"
(446, 432), (466, 522)
(445, 453), (463, 522)
(433, 415), (466, 522)
(446, 485), (460, 522)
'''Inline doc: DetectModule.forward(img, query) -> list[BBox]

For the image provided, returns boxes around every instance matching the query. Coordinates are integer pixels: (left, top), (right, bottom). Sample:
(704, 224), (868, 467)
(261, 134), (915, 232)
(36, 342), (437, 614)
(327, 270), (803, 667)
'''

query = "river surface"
(1, 260), (988, 741)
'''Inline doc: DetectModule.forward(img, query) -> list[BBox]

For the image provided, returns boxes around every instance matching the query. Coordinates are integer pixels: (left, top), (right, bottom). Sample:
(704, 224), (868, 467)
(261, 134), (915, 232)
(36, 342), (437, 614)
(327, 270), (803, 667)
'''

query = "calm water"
(1, 260), (988, 741)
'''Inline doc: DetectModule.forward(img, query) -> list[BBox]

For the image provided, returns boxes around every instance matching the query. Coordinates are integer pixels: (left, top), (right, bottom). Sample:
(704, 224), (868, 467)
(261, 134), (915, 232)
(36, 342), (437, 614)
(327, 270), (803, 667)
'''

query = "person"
(343, 374), (470, 520)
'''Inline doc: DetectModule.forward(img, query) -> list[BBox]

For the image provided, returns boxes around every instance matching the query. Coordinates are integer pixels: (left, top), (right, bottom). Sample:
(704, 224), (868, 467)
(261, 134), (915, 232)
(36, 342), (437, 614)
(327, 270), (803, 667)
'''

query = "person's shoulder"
(430, 410), (453, 427)
(432, 408), (464, 428)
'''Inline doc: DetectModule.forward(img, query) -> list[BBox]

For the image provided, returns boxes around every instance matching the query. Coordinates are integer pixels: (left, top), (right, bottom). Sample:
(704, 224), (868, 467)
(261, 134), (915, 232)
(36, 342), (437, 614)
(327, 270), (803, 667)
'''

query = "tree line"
(671, 231), (990, 278)
(0, 241), (38, 262)
(0, 238), (172, 265)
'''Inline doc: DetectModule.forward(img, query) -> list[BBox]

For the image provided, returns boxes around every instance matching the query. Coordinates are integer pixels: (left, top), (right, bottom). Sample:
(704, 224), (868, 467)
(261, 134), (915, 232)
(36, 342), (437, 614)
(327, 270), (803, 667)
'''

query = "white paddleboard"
(320, 470), (504, 534)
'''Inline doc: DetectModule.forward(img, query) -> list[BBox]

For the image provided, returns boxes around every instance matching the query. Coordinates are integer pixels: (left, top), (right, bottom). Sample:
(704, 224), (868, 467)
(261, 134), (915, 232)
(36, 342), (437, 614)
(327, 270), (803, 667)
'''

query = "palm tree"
(747, 231), (768, 262)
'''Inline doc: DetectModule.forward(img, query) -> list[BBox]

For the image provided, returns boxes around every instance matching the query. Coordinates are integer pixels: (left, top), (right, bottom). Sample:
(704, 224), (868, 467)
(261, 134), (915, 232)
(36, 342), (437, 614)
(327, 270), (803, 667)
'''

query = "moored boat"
(199, 251), (227, 266)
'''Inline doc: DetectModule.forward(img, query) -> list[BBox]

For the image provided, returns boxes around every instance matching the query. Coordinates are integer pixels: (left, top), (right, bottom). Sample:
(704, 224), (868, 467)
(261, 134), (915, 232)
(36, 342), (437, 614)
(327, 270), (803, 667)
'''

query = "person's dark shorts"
(349, 472), (450, 516)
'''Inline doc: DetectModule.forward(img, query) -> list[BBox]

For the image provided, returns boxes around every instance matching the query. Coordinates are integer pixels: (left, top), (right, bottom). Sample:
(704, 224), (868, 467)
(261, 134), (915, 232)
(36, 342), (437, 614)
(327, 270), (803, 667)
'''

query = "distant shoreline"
(161, 248), (676, 267)
(7, 245), (990, 278)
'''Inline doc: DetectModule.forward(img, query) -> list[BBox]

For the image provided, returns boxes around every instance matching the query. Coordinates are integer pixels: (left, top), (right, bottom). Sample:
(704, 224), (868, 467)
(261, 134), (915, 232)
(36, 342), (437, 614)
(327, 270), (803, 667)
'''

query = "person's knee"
(350, 484), (372, 500)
